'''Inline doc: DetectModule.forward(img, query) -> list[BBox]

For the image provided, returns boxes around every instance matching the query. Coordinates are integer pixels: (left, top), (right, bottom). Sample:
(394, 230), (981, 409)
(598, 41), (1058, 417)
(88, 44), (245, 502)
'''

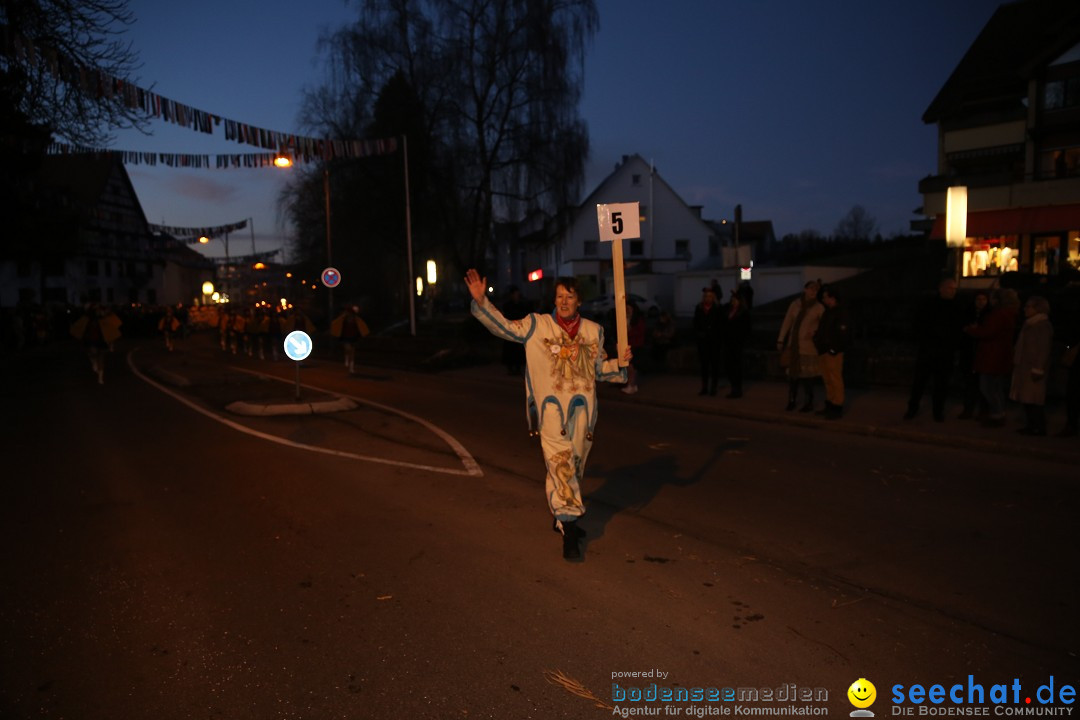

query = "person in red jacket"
(964, 288), (1020, 428)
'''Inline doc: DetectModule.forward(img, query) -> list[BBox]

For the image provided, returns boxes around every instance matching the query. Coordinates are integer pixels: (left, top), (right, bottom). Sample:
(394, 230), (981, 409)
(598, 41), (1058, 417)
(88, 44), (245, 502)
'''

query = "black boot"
(816, 401), (832, 416)
(785, 383), (797, 411)
(559, 520), (585, 560)
(799, 381), (814, 412)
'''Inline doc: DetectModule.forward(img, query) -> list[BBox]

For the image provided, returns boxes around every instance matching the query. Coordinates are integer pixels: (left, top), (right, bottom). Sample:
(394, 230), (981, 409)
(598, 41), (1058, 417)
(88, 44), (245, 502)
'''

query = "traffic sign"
(283, 331), (313, 362)
(321, 267), (342, 288)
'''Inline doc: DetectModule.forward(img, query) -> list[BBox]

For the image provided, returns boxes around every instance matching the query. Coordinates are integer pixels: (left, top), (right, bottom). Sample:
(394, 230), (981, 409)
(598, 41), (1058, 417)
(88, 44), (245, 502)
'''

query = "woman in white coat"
(1010, 296), (1054, 435)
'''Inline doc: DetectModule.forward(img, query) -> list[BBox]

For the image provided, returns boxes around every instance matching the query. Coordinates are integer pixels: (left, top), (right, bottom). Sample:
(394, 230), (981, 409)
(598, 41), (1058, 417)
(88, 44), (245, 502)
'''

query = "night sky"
(109, 0), (1005, 260)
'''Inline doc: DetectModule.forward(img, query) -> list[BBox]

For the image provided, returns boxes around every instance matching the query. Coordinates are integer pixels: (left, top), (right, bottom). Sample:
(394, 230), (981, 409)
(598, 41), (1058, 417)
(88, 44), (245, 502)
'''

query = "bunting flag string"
(45, 142), (321, 169)
(3, 24), (398, 161)
(147, 219), (249, 243)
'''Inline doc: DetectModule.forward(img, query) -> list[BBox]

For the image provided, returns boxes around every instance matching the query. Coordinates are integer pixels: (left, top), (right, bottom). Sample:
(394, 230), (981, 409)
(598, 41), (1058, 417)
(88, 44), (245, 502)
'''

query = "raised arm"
(465, 268), (535, 343)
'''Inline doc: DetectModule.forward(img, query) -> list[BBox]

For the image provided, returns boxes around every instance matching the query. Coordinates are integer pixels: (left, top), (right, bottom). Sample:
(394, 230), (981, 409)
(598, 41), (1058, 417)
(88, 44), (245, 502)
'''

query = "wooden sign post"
(596, 202), (640, 367)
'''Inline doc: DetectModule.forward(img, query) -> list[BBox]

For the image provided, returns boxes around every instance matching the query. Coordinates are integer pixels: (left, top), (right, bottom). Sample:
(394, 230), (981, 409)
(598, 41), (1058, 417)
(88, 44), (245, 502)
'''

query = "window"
(584, 240), (598, 257)
(675, 239), (690, 257)
(87, 259), (99, 276)
(639, 205), (647, 223)
(709, 237), (720, 257)
(1043, 77), (1080, 111)
(631, 174), (641, 186)
(104, 261), (112, 277)
(962, 237), (1019, 277)
(629, 240), (644, 256)
(106, 287), (114, 303)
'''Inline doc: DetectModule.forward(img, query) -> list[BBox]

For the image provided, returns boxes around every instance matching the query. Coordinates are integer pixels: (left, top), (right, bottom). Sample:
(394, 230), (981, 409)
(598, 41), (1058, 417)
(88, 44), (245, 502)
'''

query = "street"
(1, 336), (1077, 719)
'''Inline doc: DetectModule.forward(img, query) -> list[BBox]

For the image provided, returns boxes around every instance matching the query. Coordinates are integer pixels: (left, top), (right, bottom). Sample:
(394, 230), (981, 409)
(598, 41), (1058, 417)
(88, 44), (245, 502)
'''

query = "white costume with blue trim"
(471, 296), (627, 521)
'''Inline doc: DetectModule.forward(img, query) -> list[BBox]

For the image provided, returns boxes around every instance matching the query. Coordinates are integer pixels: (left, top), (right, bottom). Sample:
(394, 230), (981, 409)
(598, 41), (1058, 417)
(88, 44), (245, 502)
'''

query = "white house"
(546, 154), (722, 310)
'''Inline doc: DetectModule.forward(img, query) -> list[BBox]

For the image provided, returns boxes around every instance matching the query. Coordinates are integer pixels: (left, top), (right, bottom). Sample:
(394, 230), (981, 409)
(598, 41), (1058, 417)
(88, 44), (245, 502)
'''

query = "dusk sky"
(110, 0), (1005, 261)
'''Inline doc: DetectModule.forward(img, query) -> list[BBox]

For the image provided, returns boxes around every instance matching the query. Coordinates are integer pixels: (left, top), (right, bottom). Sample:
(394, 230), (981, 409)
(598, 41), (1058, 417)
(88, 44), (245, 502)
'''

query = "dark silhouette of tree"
(291, 0), (597, 277)
(1, 0), (146, 145)
(833, 205), (879, 241)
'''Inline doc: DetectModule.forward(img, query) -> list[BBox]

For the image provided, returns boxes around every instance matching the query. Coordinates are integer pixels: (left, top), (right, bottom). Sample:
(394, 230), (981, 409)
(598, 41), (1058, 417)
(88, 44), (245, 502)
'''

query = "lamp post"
(324, 166), (334, 321)
(199, 232), (231, 303)
(946, 186), (968, 281)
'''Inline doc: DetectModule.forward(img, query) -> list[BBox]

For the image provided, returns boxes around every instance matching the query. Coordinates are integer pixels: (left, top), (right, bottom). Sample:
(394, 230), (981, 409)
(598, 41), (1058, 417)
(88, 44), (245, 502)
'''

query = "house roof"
(923, 0), (1080, 124)
(35, 153), (151, 228)
(574, 153), (714, 233)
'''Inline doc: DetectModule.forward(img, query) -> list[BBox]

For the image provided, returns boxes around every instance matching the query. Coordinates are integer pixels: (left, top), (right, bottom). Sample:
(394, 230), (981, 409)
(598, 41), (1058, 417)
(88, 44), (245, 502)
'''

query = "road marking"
(127, 349), (483, 477)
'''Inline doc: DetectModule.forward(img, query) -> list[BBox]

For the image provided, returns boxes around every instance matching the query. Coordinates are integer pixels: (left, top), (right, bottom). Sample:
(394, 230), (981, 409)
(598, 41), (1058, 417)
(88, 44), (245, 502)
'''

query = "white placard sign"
(596, 202), (640, 242)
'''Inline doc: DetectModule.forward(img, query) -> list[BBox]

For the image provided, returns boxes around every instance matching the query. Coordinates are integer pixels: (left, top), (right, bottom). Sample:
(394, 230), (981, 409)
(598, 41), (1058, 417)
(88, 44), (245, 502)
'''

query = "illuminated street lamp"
(202, 281), (215, 296)
(946, 186), (968, 281)
(426, 260), (437, 284)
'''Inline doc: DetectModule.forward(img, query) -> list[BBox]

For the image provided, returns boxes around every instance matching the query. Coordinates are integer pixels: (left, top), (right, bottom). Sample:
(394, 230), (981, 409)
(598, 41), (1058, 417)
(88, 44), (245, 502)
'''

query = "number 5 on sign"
(596, 202), (639, 367)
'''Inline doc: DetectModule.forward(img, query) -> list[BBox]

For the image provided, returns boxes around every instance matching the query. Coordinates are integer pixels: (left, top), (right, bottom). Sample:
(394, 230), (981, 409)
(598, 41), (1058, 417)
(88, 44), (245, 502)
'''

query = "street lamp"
(946, 186), (968, 280)
(199, 232), (232, 302)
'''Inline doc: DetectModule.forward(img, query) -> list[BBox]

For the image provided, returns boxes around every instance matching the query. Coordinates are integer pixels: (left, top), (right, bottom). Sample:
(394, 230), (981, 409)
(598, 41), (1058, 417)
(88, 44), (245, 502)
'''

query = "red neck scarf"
(555, 312), (581, 339)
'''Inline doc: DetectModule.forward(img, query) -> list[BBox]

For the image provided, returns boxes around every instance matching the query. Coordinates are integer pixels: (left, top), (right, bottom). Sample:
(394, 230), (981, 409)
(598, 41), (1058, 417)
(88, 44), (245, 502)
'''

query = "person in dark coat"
(813, 285), (849, 420)
(957, 290), (990, 419)
(904, 278), (964, 421)
(501, 286), (531, 375)
(721, 289), (751, 398)
(1058, 321), (1080, 437)
(693, 286), (723, 396)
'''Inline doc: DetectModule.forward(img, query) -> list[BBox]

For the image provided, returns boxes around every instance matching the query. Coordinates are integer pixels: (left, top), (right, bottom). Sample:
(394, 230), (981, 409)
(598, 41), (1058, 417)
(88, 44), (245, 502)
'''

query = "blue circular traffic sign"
(321, 266), (342, 288)
(283, 331), (313, 362)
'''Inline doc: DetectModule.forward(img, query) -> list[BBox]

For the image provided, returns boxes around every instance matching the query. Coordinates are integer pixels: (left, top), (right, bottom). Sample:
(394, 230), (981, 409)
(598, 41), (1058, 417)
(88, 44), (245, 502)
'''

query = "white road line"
(127, 349), (483, 477)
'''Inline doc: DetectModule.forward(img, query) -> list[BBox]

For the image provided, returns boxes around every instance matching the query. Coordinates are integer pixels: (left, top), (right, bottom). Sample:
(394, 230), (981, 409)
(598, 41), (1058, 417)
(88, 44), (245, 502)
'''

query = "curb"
(225, 397), (358, 416)
(615, 393), (1078, 466)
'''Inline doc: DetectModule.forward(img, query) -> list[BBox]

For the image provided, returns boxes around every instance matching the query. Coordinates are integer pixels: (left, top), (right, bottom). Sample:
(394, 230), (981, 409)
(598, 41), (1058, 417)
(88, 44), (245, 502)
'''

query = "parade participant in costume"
(330, 305), (370, 374)
(465, 269), (630, 560)
(158, 306), (180, 352)
(70, 304), (121, 385)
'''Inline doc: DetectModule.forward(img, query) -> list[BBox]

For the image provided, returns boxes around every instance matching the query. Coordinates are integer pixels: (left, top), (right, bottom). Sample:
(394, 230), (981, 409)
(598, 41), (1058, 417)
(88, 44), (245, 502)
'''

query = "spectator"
(622, 300), (646, 394)
(777, 280), (824, 412)
(1058, 325), (1079, 438)
(1010, 296), (1054, 436)
(813, 285), (849, 420)
(965, 288), (1020, 428)
(957, 291), (990, 419)
(721, 289), (751, 398)
(693, 287), (723, 396)
(904, 278), (963, 422)
(650, 311), (677, 371)
(501, 286), (531, 376)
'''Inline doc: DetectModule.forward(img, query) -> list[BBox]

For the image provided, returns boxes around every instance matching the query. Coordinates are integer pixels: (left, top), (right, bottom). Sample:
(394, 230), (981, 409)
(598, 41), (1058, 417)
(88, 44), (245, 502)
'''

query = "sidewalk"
(439, 363), (1080, 467)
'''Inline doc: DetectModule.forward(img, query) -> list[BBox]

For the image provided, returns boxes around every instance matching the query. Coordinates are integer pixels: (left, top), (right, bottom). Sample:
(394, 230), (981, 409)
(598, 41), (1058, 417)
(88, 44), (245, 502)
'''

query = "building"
(919, 0), (1080, 285)
(1, 154), (214, 308)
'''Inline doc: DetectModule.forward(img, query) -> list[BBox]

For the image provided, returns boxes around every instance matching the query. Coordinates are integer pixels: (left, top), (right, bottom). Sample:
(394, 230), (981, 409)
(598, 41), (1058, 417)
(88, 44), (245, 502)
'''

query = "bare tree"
(833, 205), (879, 241)
(1, 0), (145, 145)
(301, 0), (598, 269)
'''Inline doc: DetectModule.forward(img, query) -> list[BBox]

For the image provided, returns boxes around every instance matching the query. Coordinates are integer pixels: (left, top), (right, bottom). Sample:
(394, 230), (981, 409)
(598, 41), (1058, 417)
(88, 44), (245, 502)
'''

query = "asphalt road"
(2, 338), (1077, 719)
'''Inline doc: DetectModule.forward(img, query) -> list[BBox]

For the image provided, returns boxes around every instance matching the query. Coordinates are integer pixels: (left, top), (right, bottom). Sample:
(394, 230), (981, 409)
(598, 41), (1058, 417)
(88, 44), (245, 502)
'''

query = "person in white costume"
(465, 269), (630, 560)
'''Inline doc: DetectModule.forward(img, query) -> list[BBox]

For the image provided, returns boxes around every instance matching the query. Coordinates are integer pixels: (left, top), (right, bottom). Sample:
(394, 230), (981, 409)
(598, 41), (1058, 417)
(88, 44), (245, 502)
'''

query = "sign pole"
(295, 361), (301, 402)
(611, 237), (629, 367)
(596, 202), (639, 368)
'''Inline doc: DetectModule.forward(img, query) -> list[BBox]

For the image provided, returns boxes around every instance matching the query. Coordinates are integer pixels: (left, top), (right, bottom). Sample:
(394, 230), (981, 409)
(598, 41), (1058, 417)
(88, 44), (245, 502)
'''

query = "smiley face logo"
(848, 678), (877, 709)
